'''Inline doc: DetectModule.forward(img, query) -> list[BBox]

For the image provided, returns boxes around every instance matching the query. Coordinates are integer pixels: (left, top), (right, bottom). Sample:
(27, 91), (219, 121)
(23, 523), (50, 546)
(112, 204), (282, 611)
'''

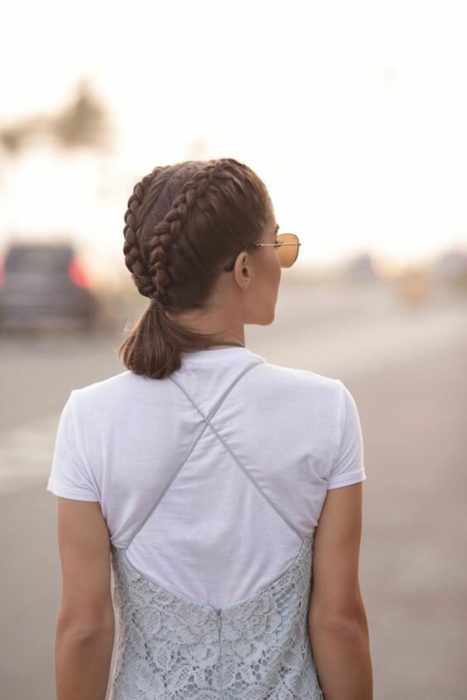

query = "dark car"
(0, 241), (100, 333)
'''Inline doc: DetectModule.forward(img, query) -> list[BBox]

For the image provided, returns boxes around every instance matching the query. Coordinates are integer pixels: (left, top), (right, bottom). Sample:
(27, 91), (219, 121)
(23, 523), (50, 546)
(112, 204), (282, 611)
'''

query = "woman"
(47, 157), (373, 699)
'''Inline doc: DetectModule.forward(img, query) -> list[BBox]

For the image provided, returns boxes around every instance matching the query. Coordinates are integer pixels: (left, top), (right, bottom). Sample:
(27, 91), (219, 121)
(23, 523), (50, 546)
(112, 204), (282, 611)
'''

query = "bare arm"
(54, 497), (115, 700)
(308, 482), (373, 699)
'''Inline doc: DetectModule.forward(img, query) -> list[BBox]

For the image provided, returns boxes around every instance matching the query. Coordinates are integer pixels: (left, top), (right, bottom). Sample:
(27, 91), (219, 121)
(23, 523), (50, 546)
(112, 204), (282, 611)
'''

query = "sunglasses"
(223, 233), (301, 272)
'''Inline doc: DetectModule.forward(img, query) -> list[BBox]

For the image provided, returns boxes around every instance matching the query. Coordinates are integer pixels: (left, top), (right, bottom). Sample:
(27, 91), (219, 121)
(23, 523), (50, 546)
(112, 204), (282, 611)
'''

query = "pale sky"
(1, 0), (467, 283)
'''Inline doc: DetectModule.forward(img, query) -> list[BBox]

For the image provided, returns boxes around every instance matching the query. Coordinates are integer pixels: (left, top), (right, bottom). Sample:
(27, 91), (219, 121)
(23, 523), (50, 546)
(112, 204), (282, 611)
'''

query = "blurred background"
(1, 1), (466, 698)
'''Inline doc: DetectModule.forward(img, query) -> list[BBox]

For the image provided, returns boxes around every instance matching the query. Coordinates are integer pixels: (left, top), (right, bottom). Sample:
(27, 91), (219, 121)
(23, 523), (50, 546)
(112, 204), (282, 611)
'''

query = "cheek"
(273, 252), (282, 281)
(276, 252), (282, 274)
(255, 250), (280, 290)
(264, 254), (281, 298)
(275, 264), (282, 293)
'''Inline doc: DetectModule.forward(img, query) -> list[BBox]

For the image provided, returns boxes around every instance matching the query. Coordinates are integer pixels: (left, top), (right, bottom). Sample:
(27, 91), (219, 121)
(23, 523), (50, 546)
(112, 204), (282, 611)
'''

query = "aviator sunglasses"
(223, 226), (301, 272)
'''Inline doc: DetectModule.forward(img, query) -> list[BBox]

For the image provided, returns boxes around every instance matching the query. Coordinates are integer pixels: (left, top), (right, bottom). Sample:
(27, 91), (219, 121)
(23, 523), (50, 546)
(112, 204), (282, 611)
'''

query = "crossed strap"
(123, 359), (301, 549)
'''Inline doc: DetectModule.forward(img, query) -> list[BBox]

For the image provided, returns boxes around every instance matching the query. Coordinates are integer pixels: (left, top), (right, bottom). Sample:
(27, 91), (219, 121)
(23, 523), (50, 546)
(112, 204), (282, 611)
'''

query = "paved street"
(1, 278), (466, 699)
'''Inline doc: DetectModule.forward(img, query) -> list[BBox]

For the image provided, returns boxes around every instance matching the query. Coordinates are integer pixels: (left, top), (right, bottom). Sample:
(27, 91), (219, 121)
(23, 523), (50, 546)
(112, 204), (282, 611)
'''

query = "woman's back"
(47, 345), (366, 697)
(47, 347), (365, 607)
(47, 157), (372, 698)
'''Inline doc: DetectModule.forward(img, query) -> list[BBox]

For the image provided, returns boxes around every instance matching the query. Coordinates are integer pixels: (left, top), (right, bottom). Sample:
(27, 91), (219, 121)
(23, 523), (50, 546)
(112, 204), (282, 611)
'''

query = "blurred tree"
(0, 79), (114, 154)
(0, 116), (49, 154)
(0, 125), (25, 153)
(51, 79), (113, 150)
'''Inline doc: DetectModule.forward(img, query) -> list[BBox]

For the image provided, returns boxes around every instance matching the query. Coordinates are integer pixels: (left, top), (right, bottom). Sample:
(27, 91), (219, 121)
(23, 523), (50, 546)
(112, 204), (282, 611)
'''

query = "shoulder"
(67, 371), (151, 427)
(67, 369), (178, 430)
(70, 370), (145, 406)
(253, 359), (344, 403)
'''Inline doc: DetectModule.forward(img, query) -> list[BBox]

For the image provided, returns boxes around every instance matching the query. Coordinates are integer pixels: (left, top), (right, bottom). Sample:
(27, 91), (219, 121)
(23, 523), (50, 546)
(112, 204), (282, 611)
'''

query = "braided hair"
(118, 157), (271, 379)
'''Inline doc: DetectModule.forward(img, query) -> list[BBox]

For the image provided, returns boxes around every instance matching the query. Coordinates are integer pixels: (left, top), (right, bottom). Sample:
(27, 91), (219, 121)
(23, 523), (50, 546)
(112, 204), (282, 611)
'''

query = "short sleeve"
(46, 390), (100, 501)
(327, 381), (367, 490)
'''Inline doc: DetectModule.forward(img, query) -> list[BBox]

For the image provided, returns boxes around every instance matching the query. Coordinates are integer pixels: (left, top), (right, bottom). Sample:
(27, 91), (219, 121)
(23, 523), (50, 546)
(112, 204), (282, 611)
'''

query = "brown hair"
(118, 157), (271, 379)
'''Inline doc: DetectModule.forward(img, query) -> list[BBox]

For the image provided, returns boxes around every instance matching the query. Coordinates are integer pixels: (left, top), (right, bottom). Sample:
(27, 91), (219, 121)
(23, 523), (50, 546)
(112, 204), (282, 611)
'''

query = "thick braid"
(147, 159), (246, 302)
(122, 168), (166, 298)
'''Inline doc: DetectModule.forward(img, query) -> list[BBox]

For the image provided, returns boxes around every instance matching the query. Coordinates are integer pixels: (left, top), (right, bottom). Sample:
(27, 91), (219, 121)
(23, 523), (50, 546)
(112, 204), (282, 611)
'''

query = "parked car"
(0, 241), (100, 333)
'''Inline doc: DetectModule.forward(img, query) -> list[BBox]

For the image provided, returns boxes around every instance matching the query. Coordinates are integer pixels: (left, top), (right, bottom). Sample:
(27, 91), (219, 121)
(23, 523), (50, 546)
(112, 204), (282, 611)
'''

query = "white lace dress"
(108, 359), (325, 699)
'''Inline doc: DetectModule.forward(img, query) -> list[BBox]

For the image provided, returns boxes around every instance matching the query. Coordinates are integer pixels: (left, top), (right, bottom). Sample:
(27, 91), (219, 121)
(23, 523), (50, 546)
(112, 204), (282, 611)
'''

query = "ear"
(234, 251), (252, 286)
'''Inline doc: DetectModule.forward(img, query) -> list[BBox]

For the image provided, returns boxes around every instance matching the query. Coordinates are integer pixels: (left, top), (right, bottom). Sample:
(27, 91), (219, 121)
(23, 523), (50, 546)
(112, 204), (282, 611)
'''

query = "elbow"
(311, 614), (365, 640)
(57, 622), (114, 646)
(56, 611), (114, 643)
(309, 603), (368, 638)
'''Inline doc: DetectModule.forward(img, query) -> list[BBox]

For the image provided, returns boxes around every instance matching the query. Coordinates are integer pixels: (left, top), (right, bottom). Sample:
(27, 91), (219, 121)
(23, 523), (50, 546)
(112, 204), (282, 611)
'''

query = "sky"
(1, 0), (467, 284)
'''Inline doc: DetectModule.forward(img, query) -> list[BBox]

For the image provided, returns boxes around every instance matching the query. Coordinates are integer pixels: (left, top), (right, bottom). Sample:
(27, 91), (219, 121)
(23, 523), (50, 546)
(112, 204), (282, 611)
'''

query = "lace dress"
(108, 359), (324, 699)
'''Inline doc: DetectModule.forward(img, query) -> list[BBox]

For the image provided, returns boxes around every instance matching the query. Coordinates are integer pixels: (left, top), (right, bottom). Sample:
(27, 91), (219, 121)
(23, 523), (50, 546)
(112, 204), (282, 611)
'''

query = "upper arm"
(47, 391), (101, 501)
(309, 481), (365, 626)
(326, 381), (366, 490)
(56, 497), (114, 634)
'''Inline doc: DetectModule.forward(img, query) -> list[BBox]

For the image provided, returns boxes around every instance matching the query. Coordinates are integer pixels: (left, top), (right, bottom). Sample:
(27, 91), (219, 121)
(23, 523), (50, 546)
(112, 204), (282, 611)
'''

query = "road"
(1, 278), (466, 699)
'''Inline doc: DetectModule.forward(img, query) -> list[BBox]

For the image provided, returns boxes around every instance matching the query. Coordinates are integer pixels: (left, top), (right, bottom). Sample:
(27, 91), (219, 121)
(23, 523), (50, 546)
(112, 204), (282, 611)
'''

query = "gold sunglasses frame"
(223, 233), (301, 272)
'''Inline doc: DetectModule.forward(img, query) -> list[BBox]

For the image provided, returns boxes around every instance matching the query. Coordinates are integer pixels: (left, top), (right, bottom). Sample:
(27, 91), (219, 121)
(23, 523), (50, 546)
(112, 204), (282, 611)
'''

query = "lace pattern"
(109, 533), (324, 699)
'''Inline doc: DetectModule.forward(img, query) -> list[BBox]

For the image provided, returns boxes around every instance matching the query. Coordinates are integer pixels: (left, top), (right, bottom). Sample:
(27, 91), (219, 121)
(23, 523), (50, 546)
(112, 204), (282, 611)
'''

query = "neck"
(205, 341), (245, 349)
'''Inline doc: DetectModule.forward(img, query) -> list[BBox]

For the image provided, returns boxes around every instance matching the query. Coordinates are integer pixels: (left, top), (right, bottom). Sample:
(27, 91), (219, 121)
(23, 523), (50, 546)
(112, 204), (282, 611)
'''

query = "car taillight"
(68, 258), (90, 288)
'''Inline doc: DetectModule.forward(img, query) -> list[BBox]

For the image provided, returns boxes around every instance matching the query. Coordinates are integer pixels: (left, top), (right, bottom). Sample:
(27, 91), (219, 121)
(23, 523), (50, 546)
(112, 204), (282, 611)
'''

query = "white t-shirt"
(46, 346), (366, 609)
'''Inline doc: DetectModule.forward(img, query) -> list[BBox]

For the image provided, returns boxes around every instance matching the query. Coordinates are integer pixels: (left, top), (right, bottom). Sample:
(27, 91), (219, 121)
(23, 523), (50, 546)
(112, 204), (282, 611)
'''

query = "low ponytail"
(117, 158), (270, 379)
(119, 297), (227, 380)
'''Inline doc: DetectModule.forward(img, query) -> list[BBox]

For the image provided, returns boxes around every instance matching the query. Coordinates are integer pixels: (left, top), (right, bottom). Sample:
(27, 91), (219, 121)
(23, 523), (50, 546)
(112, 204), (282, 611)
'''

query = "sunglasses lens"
(275, 234), (300, 268)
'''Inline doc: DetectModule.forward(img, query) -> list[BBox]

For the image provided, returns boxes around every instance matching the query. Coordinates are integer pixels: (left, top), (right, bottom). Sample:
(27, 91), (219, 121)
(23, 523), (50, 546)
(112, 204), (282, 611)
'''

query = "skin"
(52, 205), (282, 698)
(53, 201), (372, 698)
(54, 498), (114, 700)
(166, 203), (282, 346)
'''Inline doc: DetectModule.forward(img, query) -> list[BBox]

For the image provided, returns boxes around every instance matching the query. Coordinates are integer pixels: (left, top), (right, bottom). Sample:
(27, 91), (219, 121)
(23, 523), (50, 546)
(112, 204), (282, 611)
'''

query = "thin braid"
(147, 160), (247, 302)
